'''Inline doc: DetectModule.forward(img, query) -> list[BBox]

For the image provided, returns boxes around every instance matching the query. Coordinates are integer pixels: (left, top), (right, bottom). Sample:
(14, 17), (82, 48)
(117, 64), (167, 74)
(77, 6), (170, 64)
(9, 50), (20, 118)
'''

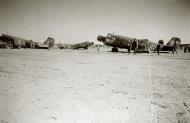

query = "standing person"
(156, 40), (162, 55)
(132, 39), (138, 54)
(184, 45), (187, 53)
(128, 40), (132, 53)
(97, 45), (100, 51)
(173, 39), (177, 54)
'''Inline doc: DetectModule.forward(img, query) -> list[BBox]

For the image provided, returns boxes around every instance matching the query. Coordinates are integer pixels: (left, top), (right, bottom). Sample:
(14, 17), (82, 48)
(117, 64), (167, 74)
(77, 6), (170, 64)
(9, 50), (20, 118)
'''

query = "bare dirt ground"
(0, 48), (190, 123)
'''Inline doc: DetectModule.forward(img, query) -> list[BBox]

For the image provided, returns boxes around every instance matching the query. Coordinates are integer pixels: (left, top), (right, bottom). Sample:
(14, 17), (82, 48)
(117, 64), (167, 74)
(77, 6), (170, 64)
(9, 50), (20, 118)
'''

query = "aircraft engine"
(97, 35), (106, 42)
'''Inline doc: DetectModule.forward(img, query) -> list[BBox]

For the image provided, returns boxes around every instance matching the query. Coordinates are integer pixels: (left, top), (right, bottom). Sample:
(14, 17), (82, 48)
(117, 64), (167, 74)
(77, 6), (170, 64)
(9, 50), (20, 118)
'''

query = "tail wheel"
(111, 47), (118, 52)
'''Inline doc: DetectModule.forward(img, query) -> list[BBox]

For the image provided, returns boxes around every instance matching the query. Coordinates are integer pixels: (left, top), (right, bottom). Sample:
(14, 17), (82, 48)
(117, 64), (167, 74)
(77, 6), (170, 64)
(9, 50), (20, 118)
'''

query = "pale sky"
(0, 0), (189, 43)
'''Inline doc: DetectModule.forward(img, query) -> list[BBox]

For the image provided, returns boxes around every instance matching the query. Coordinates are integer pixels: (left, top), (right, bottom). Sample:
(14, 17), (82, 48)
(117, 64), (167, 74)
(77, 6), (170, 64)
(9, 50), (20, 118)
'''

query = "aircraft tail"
(166, 37), (181, 46)
(44, 37), (55, 47)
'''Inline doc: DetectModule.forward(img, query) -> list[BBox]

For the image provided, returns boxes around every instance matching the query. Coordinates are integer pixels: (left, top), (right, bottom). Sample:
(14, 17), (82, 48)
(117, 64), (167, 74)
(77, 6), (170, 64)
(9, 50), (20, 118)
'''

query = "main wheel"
(84, 46), (88, 49)
(111, 47), (118, 52)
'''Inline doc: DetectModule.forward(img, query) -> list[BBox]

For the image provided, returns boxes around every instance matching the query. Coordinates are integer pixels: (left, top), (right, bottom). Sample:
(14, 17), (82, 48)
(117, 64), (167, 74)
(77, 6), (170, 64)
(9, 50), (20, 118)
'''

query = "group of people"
(156, 40), (178, 55)
(184, 45), (190, 53)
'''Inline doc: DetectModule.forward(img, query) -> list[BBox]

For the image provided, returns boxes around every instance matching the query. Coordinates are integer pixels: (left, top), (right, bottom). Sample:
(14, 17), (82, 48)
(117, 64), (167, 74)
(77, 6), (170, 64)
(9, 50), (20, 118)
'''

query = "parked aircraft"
(0, 34), (33, 48)
(0, 34), (56, 49)
(159, 37), (181, 53)
(97, 33), (155, 53)
(35, 37), (55, 49)
(59, 41), (94, 49)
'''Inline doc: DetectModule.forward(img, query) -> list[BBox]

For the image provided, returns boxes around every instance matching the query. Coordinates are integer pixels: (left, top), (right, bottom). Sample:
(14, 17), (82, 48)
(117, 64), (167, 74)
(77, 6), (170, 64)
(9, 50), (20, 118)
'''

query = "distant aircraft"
(97, 33), (155, 53)
(159, 37), (181, 53)
(59, 41), (94, 50)
(35, 37), (55, 49)
(0, 34), (55, 49)
(0, 34), (32, 48)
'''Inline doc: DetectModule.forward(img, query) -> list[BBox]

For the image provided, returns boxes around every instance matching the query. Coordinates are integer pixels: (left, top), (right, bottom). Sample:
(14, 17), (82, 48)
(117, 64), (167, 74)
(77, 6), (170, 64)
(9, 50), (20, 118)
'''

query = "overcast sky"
(0, 0), (189, 43)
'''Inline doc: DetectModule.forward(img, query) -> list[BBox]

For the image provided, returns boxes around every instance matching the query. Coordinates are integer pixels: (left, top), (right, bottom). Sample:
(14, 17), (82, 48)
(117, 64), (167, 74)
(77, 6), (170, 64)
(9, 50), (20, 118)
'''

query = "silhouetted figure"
(184, 46), (187, 53)
(156, 40), (163, 55)
(132, 39), (138, 54)
(156, 43), (161, 55)
(172, 39), (177, 54)
(97, 45), (100, 51)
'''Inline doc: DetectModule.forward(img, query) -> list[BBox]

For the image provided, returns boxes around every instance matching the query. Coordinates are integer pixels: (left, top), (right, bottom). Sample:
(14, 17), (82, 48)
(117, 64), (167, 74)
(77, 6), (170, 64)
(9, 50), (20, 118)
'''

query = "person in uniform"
(132, 39), (138, 54)
(173, 39), (177, 54)
(156, 40), (163, 55)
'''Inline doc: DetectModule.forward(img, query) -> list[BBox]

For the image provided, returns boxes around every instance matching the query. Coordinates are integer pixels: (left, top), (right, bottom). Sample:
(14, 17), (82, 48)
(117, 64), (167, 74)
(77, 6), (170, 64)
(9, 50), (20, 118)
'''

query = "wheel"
(111, 47), (118, 52)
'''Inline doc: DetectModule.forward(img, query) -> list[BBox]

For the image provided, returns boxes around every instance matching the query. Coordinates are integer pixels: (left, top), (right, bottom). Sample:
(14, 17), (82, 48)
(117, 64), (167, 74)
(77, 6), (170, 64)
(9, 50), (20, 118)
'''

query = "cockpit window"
(107, 33), (115, 40)
(107, 34), (112, 38)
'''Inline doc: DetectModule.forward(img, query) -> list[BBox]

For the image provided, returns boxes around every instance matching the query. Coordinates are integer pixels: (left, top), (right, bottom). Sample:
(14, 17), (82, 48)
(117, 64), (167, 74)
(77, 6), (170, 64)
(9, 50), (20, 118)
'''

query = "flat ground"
(0, 48), (190, 123)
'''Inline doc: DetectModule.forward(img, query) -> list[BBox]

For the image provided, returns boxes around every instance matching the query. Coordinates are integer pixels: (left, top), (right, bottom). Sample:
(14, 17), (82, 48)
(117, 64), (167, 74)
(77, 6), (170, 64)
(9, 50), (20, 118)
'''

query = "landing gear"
(111, 47), (118, 52)
(84, 46), (88, 49)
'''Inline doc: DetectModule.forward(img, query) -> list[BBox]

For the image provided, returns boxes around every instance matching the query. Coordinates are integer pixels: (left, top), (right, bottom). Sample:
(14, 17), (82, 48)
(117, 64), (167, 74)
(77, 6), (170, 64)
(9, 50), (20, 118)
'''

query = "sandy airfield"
(0, 48), (190, 123)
